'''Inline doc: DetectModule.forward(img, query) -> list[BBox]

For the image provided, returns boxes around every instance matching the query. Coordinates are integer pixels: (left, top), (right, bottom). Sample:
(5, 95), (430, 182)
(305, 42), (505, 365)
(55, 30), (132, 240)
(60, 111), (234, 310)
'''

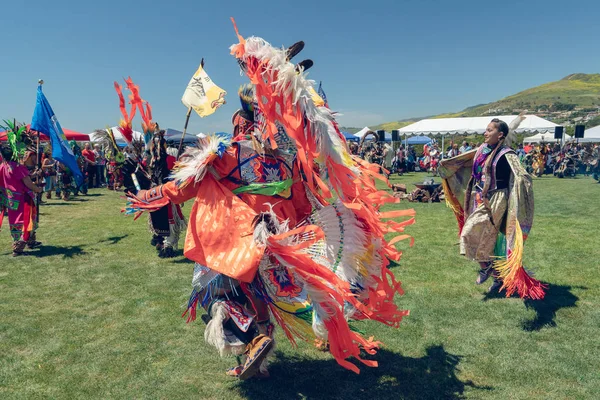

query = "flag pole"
(177, 58), (204, 158)
(177, 107), (192, 158)
(35, 79), (43, 222)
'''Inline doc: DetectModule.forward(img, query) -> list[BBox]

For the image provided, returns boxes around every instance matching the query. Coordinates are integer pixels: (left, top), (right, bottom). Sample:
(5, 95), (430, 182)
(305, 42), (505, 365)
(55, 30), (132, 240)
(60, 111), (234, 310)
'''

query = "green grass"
(1, 174), (599, 399)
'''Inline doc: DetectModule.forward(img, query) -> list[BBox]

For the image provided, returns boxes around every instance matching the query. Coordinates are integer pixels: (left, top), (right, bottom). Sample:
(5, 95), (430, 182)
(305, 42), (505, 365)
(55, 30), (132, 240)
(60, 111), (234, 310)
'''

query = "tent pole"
(442, 135), (445, 159)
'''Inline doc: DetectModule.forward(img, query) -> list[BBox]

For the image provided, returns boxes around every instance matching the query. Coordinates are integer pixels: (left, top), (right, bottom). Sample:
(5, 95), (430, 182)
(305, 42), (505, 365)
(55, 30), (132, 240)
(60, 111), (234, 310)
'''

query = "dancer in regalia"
(146, 126), (186, 258)
(114, 79), (186, 258)
(0, 122), (43, 256)
(125, 25), (415, 379)
(439, 116), (546, 299)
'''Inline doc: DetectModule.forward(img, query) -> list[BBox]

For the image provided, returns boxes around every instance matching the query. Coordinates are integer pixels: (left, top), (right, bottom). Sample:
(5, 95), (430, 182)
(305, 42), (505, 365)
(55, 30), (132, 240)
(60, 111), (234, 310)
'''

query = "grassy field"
(1, 173), (599, 399)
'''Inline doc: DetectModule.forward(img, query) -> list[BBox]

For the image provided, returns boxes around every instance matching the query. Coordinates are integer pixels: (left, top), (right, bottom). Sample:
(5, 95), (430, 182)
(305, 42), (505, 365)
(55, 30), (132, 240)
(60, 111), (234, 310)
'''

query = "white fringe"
(506, 114), (527, 148)
(170, 134), (231, 185)
(204, 302), (246, 357)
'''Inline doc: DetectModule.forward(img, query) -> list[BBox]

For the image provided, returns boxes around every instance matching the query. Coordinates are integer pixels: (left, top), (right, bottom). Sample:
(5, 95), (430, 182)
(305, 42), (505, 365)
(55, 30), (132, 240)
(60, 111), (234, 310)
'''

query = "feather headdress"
(93, 127), (125, 162)
(0, 120), (35, 161)
(125, 77), (155, 150)
(238, 84), (255, 117)
(114, 80), (137, 145)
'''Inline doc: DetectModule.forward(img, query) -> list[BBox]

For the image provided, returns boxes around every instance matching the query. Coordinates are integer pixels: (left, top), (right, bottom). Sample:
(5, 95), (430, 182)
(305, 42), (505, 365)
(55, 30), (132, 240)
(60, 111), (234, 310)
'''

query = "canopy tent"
(197, 132), (228, 139)
(523, 132), (572, 144)
(163, 128), (199, 145)
(342, 131), (359, 142)
(358, 131), (392, 142)
(0, 124), (90, 142)
(353, 126), (371, 138)
(88, 127), (143, 146)
(398, 115), (559, 136)
(575, 125), (600, 143)
(405, 135), (432, 145)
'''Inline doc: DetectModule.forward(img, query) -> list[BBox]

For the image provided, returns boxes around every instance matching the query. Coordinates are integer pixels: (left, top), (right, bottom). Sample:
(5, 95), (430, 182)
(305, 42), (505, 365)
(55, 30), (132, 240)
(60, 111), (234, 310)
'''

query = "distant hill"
(339, 127), (361, 134)
(368, 73), (600, 131)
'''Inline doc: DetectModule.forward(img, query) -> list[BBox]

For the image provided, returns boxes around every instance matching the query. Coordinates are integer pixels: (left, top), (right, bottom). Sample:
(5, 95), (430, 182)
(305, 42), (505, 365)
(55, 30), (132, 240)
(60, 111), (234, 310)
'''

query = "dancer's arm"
(124, 179), (201, 213)
(23, 176), (42, 193)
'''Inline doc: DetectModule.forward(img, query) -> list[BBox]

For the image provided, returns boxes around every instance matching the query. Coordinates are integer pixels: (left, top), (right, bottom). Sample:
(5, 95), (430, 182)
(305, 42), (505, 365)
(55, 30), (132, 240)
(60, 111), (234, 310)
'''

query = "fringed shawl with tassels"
(439, 148), (546, 300)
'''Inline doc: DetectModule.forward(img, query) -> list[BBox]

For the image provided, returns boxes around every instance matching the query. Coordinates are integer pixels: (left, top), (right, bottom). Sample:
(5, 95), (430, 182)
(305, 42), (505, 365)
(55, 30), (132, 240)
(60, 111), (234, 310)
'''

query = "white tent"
(353, 126), (371, 138)
(523, 132), (571, 144)
(398, 115), (559, 136)
(576, 125), (600, 143)
(89, 127), (143, 145)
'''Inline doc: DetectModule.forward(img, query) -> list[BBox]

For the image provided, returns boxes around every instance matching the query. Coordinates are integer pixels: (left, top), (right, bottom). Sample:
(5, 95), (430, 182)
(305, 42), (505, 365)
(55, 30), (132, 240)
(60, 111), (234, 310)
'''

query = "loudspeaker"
(391, 130), (400, 142)
(575, 125), (585, 138)
(377, 130), (386, 142)
(554, 126), (564, 140)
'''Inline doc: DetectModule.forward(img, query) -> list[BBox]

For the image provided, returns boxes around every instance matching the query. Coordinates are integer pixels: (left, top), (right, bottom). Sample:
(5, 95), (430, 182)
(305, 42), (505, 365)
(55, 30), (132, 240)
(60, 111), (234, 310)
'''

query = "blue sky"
(2, 0), (599, 133)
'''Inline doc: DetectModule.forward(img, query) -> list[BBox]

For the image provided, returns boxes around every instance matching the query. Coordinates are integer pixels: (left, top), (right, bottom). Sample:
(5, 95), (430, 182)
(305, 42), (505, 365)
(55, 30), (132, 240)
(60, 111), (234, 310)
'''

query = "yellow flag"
(181, 65), (227, 118)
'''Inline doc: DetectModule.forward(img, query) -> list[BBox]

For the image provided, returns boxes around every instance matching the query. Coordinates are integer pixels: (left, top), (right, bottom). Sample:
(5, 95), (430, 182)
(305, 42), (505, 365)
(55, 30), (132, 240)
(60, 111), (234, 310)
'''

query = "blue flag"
(317, 81), (329, 107)
(31, 85), (83, 186)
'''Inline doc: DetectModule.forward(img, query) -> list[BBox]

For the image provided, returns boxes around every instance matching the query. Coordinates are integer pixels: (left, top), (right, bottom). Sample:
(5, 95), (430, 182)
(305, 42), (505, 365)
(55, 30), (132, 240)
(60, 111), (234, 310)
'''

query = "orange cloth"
(149, 147), (312, 283)
(212, 146), (312, 227)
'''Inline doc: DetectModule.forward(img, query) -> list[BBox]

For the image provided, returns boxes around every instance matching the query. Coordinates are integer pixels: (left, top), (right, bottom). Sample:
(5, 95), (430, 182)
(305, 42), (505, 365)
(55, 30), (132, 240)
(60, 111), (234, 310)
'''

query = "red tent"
(0, 124), (90, 142)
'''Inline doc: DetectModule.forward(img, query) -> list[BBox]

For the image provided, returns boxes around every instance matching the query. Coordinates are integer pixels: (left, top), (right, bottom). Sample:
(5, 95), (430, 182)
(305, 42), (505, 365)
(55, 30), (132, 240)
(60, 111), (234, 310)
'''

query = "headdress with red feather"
(114, 80), (137, 145)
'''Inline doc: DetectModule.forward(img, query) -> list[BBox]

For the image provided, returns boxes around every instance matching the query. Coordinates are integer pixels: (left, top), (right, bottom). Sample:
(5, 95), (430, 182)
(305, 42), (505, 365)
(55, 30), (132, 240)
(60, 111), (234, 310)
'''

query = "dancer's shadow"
(236, 345), (491, 400)
(481, 288), (515, 301)
(160, 249), (185, 259)
(171, 256), (193, 264)
(482, 282), (583, 331)
(40, 203), (72, 206)
(68, 198), (89, 202)
(522, 283), (584, 331)
(99, 235), (129, 245)
(84, 193), (103, 197)
(30, 245), (87, 259)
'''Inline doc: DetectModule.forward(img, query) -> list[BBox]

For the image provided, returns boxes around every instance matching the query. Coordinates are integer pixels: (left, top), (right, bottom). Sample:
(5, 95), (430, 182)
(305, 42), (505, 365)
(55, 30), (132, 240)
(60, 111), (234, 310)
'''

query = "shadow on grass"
(99, 234), (129, 245)
(83, 193), (104, 197)
(236, 346), (491, 400)
(482, 282), (584, 331)
(40, 203), (74, 206)
(521, 283), (584, 332)
(30, 245), (87, 259)
(171, 254), (192, 264)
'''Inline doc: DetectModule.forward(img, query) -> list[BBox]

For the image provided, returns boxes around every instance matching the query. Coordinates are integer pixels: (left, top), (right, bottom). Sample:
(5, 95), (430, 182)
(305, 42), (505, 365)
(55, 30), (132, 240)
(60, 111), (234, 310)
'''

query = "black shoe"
(150, 235), (162, 247)
(26, 241), (42, 249)
(488, 279), (503, 293)
(158, 246), (176, 258)
(476, 266), (493, 285)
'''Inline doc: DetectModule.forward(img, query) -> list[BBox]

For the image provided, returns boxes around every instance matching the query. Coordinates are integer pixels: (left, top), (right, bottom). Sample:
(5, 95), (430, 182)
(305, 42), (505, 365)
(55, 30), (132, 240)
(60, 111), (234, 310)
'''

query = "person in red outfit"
(81, 142), (97, 188)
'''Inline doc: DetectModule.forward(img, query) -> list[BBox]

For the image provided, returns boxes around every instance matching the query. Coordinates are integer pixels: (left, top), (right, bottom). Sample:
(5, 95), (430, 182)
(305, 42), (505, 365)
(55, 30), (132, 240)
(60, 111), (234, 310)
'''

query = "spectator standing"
(94, 144), (106, 187)
(81, 142), (97, 188)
